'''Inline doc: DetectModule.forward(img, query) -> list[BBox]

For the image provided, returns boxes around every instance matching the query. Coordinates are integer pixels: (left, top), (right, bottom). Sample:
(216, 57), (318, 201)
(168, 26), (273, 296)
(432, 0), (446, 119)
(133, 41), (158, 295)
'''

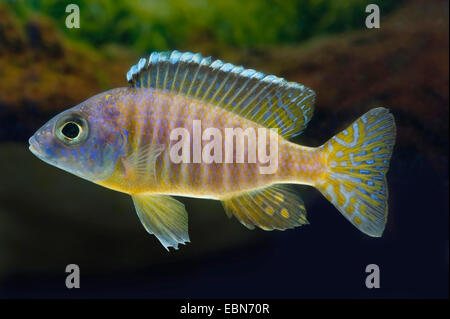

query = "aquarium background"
(0, 0), (448, 298)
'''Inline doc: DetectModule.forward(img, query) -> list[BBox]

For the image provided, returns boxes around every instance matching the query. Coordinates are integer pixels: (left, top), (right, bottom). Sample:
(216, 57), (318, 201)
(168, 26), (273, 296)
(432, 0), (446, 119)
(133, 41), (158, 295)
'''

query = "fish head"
(29, 90), (126, 182)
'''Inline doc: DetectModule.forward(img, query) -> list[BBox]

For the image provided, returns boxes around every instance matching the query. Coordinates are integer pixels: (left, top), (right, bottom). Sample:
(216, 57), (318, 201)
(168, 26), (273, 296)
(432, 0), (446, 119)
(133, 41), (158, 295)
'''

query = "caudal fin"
(316, 107), (396, 237)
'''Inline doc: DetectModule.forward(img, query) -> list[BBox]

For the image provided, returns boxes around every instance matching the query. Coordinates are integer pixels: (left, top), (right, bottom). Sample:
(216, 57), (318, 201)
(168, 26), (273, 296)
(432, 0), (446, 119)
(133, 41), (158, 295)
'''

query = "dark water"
(0, 141), (447, 298)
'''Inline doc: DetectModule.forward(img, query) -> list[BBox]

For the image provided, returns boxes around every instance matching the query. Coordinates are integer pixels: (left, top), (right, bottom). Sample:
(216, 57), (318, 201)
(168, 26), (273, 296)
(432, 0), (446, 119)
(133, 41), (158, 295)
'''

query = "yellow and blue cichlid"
(29, 51), (396, 250)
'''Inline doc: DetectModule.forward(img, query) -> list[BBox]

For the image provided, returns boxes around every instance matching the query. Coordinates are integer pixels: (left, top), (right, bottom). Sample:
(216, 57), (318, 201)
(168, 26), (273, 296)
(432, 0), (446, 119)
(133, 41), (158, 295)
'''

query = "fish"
(29, 50), (396, 250)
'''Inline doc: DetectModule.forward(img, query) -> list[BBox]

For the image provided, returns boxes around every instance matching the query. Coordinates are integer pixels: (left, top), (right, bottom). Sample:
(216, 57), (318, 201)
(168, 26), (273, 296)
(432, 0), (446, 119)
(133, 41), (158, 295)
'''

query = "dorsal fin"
(126, 51), (315, 138)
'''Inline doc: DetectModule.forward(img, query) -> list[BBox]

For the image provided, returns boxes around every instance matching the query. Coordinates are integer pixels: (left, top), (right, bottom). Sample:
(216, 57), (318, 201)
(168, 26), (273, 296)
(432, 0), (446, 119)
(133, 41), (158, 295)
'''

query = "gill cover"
(29, 94), (125, 183)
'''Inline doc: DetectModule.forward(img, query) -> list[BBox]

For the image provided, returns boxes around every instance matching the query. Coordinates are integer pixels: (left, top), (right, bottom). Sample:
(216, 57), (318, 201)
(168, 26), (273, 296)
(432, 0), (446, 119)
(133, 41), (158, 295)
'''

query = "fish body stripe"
(101, 88), (325, 197)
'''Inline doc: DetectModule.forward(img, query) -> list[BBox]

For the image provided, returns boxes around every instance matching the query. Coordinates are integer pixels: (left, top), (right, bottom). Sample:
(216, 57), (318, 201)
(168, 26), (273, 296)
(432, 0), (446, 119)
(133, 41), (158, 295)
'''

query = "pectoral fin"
(132, 194), (189, 250)
(123, 143), (165, 181)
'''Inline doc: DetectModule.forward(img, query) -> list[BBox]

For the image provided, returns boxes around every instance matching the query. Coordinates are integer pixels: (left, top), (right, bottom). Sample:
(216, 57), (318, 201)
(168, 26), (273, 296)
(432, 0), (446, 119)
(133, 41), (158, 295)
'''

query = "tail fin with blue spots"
(316, 107), (396, 237)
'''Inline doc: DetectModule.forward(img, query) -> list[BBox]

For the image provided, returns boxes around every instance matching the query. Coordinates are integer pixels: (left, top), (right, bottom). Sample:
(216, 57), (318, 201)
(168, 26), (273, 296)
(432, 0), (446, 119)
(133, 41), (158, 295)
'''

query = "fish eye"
(61, 122), (80, 139)
(55, 114), (89, 145)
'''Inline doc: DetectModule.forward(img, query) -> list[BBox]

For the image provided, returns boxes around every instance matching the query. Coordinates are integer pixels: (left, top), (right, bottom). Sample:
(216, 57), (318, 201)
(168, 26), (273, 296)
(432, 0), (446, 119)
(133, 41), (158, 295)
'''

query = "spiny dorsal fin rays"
(126, 50), (316, 139)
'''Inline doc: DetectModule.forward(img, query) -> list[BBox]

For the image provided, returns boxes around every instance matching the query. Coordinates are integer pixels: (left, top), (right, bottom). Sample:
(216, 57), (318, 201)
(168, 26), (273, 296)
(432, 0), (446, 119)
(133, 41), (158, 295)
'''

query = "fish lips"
(28, 135), (48, 161)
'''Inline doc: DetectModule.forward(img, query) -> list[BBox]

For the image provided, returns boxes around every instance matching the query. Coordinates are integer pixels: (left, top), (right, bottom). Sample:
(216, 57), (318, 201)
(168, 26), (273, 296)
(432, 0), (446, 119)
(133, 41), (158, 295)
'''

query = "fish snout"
(29, 135), (39, 153)
(28, 134), (48, 160)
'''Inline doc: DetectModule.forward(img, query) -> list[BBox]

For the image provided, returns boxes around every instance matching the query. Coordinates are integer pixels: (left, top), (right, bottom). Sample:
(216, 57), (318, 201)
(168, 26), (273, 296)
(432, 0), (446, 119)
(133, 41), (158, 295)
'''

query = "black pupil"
(62, 122), (80, 139)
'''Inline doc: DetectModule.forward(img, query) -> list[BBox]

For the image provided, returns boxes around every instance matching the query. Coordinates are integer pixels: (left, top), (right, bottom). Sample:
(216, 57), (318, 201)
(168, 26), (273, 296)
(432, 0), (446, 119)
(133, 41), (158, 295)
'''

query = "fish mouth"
(28, 136), (46, 159)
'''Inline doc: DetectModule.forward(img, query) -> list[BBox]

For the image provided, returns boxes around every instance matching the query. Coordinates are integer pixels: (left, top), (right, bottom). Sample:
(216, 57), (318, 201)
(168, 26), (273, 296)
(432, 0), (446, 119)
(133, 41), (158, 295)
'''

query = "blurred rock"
(0, 3), (137, 142)
(0, 4), (26, 53)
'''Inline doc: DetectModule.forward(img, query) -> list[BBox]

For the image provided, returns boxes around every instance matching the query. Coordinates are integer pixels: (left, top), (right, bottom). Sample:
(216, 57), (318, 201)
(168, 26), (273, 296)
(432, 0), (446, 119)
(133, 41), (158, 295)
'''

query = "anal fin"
(222, 185), (308, 231)
(132, 194), (189, 250)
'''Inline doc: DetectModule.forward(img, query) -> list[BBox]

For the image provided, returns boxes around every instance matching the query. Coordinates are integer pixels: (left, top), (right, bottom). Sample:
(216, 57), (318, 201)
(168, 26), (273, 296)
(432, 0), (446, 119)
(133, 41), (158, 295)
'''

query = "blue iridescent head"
(29, 90), (125, 182)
